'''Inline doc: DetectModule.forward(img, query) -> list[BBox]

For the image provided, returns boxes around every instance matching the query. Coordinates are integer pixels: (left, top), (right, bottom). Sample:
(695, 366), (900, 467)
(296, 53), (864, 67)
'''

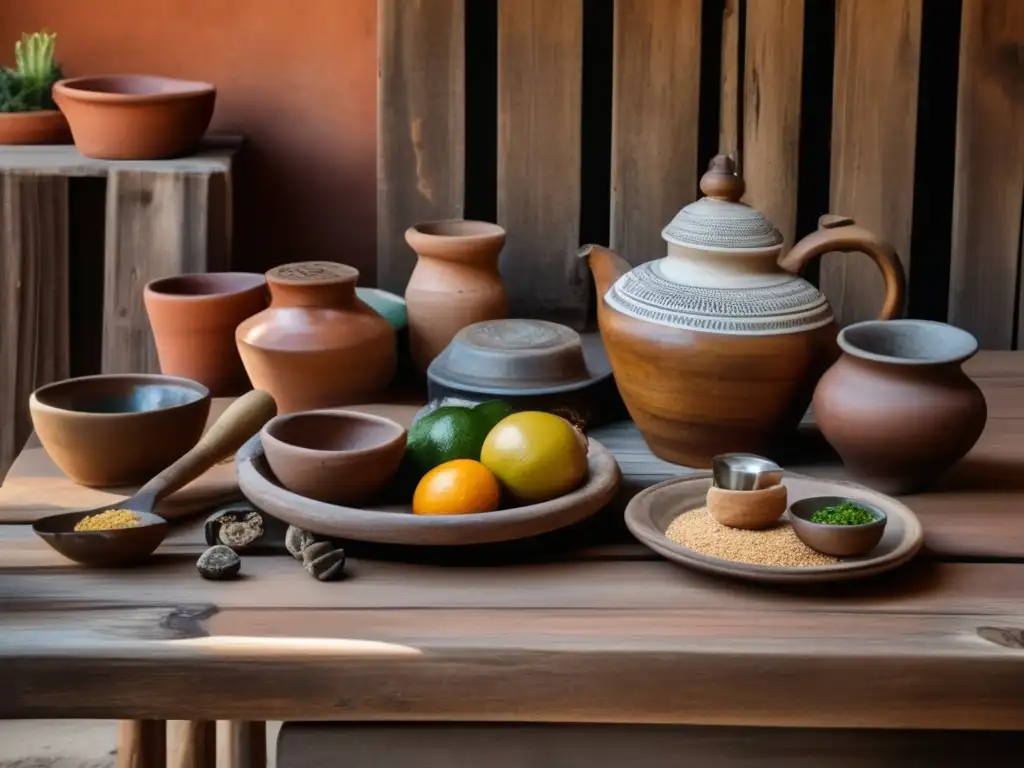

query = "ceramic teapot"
(579, 155), (906, 468)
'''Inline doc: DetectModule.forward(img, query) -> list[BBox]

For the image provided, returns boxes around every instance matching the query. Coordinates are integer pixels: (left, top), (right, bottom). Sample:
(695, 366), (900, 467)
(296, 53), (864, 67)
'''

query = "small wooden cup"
(706, 483), (788, 529)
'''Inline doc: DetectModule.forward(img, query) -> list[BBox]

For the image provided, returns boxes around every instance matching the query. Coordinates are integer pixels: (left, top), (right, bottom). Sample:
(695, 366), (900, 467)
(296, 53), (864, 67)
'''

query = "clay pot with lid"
(236, 262), (397, 413)
(404, 220), (508, 373)
(579, 154), (907, 468)
(813, 319), (987, 495)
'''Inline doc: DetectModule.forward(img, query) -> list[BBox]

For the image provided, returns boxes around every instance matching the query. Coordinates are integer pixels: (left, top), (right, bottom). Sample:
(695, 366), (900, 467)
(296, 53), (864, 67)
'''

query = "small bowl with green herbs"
(787, 496), (887, 558)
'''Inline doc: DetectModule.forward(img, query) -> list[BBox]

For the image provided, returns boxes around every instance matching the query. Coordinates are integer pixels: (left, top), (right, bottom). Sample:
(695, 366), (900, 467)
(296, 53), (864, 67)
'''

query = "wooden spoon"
(32, 389), (277, 566)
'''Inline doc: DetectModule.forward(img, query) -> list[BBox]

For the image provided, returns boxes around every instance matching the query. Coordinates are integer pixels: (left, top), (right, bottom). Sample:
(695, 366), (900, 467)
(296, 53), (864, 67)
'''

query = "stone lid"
(662, 155), (784, 251)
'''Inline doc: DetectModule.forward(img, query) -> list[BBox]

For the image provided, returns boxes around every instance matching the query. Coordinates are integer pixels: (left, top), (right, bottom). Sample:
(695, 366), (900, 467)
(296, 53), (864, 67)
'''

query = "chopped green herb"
(809, 502), (877, 526)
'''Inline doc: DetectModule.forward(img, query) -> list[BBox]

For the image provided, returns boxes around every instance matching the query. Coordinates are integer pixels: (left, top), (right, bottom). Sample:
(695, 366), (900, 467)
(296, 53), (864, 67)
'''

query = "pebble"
(666, 506), (839, 568)
(303, 543), (347, 582)
(196, 545), (242, 580)
(285, 525), (318, 561)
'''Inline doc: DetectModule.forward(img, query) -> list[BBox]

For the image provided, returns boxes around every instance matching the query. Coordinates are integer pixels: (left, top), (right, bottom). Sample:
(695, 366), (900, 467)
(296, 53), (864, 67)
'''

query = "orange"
(412, 459), (501, 516)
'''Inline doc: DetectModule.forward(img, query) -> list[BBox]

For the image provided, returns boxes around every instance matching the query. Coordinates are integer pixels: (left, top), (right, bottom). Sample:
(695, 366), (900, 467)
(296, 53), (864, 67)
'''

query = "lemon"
(480, 411), (588, 502)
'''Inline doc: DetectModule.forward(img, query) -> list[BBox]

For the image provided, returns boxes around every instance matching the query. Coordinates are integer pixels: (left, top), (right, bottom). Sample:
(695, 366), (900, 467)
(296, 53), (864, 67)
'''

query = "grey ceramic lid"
(427, 319), (613, 396)
(662, 155), (783, 251)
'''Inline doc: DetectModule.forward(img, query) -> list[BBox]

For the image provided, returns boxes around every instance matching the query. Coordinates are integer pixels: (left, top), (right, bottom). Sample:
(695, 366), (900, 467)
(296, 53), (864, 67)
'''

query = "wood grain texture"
(117, 720), (166, 768)
(743, 0), (805, 250)
(278, 722), (1024, 768)
(822, 0), (921, 326)
(497, 0), (586, 328)
(216, 721), (265, 768)
(377, 0), (465, 294)
(949, 0), (1024, 349)
(103, 170), (231, 374)
(168, 721), (214, 768)
(611, 0), (702, 266)
(0, 174), (69, 484)
(719, 0), (741, 163)
(0, 137), (240, 176)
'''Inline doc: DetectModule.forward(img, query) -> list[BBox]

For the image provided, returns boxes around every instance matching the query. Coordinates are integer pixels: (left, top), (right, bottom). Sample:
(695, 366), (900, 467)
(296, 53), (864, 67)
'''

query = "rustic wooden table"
(2, 354), (1024, 767)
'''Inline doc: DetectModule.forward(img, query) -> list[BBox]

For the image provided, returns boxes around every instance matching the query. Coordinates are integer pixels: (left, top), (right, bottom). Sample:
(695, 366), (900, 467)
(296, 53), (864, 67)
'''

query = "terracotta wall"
(0, 0), (378, 280)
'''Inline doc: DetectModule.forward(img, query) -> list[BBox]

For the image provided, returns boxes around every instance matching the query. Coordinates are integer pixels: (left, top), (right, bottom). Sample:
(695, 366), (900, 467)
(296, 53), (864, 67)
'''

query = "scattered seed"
(666, 506), (839, 568)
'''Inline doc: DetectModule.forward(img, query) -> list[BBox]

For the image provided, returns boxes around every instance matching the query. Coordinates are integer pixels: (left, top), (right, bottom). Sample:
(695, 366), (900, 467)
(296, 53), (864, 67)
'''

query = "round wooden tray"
(236, 433), (621, 546)
(624, 473), (924, 584)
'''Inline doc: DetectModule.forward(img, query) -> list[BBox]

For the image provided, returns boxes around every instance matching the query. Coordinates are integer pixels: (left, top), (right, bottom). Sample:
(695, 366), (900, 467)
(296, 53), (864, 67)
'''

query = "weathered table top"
(2, 353), (1023, 730)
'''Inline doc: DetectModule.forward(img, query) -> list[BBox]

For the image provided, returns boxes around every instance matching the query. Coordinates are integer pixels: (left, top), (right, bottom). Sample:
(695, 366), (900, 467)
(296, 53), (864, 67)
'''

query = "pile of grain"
(665, 507), (838, 567)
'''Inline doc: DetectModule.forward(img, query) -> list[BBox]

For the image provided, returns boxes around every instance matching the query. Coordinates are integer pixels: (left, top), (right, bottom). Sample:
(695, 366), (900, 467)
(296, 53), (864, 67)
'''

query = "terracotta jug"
(580, 155), (907, 468)
(236, 262), (397, 413)
(813, 319), (987, 495)
(144, 272), (267, 397)
(404, 220), (508, 373)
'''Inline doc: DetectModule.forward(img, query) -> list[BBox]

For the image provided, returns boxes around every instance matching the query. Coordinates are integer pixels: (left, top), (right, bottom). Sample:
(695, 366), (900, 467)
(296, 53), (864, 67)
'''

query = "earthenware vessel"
(812, 320), (987, 495)
(52, 75), (215, 159)
(788, 496), (888, 557)
(425, 319), (622, 430)
(706, 483), (788, 529)
(28, 373), (211, 487)
(404, 220), (508, 373)
(261, 410), (407, 505)
(144, 272), (267, 397)
(580, 154), (907, 468)
(0, 110), (70, 144)
(236, 262), (397, 413)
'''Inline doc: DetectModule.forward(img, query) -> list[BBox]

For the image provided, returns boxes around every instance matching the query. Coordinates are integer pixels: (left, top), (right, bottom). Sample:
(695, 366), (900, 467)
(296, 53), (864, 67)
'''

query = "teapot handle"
(777, 215), (906, 321)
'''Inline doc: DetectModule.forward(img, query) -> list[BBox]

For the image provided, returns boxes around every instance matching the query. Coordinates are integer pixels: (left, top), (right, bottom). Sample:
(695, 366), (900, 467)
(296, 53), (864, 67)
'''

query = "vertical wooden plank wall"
(0, 175), (69, 482)
(950, 0), (1024, 350)
(497, 0), (586, 328)
(823, 0), (922, 327)
(719, 0), (741, 164)
(742, 0), (805, 251)
(611, 0), (702, 266)
(377, 0), (466, 295)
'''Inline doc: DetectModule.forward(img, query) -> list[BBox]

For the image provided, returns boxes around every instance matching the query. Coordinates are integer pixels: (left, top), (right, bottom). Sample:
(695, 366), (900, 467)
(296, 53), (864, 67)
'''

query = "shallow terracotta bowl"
(53, 75), (215, 160)
(261, 410), (407, 505)
(0, 110), (71, 145)
(706, 483), (788, 529)
(788, 496), (888, 557)
(29, 374), (211, 488)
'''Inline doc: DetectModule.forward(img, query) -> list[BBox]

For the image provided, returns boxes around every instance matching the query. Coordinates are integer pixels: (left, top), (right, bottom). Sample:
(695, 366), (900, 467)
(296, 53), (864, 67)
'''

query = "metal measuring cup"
(711, 453), (784, 491)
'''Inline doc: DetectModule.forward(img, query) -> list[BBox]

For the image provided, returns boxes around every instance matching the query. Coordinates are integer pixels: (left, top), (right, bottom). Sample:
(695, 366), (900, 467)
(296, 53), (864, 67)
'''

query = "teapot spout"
(578, 244), (631, 297)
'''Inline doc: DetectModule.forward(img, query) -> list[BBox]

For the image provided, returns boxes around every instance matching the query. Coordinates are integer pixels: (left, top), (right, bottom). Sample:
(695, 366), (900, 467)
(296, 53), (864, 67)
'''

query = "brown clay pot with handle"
(236, 262), (397, 414)
(579, 154), (906, 468)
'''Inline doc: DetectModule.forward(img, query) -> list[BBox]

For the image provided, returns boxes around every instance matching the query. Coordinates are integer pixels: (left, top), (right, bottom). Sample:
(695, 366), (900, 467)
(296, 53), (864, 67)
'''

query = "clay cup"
(706, 483), (788, 529)
(144, 273), (267, 397)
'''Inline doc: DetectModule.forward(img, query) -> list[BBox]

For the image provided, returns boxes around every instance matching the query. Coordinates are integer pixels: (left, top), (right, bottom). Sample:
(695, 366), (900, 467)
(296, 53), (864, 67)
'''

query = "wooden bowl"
(260, 410), (408, 505)
(32, 509), (168, 566)
(29, 374), (211, 488)
(706, 483), (787, 529)
(52, 75), (215, 159)
(788, 496), (888, 557)
(0, 110), (71, 145)
(237, 432), (621, 546)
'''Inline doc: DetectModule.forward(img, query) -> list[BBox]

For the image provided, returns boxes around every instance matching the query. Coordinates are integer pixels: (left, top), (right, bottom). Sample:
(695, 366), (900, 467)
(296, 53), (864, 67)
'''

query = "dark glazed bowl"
(261, 410), (407, 505)
(29, 374), (211, 488)
(788, 496), (888, 558)
(33, 509), (168, 566)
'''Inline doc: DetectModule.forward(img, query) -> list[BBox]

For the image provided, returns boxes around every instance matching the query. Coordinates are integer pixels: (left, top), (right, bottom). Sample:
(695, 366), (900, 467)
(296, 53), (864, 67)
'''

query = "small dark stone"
(205, 504), (265, 548)
(285, 525), (318, 560)
(301, 540), (335, 566)
(304, 547), (346, 582)
(196, 545), (241, 580)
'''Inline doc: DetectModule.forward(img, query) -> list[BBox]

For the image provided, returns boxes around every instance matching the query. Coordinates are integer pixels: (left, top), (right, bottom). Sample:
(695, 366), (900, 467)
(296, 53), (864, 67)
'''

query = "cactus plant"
(0, 31), (63, 113)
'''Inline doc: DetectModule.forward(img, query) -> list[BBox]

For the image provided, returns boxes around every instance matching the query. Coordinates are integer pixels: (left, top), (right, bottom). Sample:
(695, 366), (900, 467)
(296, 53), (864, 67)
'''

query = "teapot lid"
(662, 155), (783, 251)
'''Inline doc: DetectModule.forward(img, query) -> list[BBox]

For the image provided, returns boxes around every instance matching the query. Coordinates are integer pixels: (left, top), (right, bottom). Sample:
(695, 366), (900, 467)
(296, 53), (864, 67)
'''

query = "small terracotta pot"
(52, 75), (216, 160)
(0, 110), (71, 145)
(404, 220), (508, 373)
(144, 273), (268, 397)
(813, 320), (987, 495)
(706, 483), (788, 529)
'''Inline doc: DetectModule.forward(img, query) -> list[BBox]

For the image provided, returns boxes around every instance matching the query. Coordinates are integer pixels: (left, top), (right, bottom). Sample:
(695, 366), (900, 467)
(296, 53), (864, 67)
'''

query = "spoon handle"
(135, 390), (278, 516)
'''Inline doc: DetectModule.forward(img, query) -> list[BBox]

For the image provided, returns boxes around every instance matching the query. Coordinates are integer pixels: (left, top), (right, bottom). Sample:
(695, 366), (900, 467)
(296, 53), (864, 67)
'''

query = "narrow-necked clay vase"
(812, 319), (987, 495)
(404, 220), (508, 373)
(236, 262), (397, 413)
(144, 273), (267, 397)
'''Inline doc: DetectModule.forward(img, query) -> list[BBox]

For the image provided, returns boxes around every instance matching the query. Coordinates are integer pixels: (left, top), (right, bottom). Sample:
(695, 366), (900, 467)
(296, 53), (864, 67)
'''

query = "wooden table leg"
(117, 720), (166, 768)
(218, 721), (267, 768)
(168, 720), (216, 768)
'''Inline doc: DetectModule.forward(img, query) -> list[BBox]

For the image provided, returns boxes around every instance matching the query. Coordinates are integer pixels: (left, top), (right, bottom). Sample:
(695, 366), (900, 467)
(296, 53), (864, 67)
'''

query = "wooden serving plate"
(625, 473), (924, 584)
(236, 434), (621, 546)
